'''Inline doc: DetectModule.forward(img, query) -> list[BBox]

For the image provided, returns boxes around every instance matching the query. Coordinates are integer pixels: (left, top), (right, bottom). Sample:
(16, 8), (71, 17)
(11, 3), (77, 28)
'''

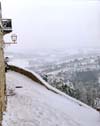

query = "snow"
(7, 64), (96, 108)
(2, 71), (100, 126)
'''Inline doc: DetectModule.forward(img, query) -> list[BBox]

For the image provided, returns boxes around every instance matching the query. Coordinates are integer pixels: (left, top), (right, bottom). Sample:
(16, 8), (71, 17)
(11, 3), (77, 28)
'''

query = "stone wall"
(9, 65), (62, 95)
(0, 33), (6, 123)
(9, 65), (44, 85)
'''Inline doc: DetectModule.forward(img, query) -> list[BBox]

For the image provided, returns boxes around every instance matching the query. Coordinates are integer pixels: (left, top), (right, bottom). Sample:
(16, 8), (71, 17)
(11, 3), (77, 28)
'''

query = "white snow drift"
(2, 71), (100, 126)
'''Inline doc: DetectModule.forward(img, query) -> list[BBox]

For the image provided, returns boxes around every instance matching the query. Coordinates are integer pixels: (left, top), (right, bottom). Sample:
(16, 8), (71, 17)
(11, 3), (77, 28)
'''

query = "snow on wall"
(8, 64), (98, 111)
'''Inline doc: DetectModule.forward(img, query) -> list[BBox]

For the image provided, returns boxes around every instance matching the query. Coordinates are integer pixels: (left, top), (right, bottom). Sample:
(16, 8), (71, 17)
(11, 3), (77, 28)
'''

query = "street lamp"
(4, 33), (17, 45)
(11, 34), (17, 44)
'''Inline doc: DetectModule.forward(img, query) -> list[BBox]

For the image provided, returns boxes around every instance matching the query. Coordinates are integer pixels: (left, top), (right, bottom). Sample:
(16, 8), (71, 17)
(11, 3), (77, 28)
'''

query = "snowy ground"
(2, 71), (100, 126)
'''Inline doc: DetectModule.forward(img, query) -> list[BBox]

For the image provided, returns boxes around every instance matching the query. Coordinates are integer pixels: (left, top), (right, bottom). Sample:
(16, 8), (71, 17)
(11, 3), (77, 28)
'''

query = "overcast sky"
(1, 0), (100, 51)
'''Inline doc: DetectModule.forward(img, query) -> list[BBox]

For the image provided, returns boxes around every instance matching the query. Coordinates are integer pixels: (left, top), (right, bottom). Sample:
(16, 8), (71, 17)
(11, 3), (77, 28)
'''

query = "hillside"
(2, 71), (100, 126)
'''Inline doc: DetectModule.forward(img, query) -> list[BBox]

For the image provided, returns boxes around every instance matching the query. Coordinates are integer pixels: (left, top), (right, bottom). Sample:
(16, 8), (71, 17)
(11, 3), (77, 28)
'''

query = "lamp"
(11, 34), (17, 43)
(4, 33), (17, 45)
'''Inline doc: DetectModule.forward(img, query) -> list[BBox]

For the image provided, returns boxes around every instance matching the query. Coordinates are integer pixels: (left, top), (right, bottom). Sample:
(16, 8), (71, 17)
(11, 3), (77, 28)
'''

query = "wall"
(0, 33), (6, 123)
(9, 65), (65, 95)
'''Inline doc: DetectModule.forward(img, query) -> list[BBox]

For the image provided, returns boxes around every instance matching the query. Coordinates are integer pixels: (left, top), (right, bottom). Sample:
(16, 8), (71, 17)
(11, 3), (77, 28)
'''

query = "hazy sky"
(1, 0), (100, 51)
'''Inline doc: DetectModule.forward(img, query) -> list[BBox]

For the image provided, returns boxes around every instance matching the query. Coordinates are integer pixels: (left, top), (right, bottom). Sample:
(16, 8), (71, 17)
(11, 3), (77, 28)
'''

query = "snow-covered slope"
(3, 71), (100, 126)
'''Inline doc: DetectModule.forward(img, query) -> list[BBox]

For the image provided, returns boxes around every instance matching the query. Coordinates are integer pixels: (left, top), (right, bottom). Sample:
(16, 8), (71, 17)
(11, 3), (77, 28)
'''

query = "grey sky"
(1, 0), (100, 51)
